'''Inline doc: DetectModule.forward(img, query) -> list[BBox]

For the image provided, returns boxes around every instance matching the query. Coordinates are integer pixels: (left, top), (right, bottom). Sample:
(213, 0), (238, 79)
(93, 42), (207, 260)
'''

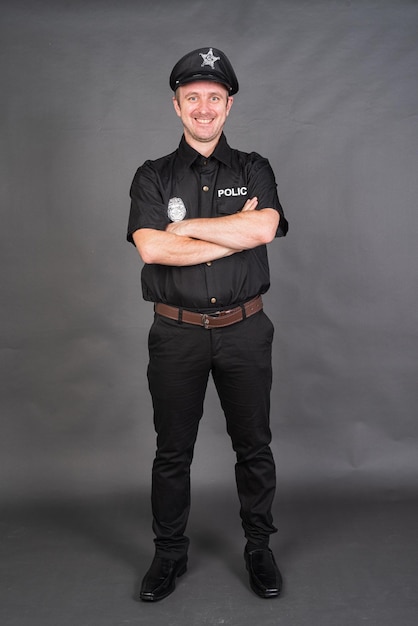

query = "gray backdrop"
(1, 0), (417, 503)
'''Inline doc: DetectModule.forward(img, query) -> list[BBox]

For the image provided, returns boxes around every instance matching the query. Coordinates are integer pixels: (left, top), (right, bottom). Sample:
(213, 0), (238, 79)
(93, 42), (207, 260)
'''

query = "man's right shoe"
(244, 548), (283, 598)
(138, 554), (188, 602)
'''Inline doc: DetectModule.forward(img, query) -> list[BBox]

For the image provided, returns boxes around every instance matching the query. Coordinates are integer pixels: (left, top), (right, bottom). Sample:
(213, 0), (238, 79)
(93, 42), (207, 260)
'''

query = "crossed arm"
(132, 198), (280, 267)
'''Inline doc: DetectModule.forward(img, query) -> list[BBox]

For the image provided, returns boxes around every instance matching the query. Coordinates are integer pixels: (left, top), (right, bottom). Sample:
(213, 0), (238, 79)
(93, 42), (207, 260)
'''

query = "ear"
(226, 96), (234, 116)
(172, 96), (181, 118)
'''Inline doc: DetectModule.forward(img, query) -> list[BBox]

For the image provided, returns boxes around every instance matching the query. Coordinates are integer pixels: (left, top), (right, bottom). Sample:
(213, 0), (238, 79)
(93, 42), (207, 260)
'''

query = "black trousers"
(147, 309), (278, 560)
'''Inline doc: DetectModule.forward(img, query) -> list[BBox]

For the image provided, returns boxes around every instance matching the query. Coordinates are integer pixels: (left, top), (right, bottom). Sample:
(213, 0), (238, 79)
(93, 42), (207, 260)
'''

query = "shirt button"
(206, 261), (212, 267)
(210, 297), (217, 304)
(202, 185), (209, 192)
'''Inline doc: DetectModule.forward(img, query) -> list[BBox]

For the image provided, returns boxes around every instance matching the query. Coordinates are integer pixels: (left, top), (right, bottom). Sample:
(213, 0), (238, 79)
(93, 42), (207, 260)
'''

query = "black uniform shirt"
(127, 133), (288, 310)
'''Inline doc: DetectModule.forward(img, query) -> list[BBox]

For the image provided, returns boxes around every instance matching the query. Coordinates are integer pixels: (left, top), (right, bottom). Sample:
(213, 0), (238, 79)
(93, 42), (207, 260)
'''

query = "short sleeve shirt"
(127, 133), (288, 310)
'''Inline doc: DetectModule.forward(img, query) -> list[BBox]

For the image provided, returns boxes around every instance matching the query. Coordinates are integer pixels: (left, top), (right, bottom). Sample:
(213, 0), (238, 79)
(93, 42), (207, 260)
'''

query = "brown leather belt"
(154, 295), (263, 329)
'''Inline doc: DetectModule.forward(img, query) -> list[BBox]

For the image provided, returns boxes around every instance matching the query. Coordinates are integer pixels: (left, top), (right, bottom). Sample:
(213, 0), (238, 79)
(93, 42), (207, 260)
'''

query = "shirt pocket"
(216, 194), (248, 216)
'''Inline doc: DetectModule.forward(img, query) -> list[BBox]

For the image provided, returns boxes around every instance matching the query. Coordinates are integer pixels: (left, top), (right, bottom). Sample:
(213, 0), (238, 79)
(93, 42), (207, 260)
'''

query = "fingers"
(241, 197), (258, 211)
(166, 221), (183, 233)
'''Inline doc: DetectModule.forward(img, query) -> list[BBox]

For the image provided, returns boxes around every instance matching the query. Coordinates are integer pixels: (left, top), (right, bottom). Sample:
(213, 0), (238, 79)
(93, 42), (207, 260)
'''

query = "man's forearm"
(132, 228), (240, 266)
(167, 208), (280, 249)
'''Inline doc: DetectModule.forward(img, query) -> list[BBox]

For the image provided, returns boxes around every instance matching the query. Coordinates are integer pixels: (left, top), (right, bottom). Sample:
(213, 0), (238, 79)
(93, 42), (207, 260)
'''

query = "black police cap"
(169, 47), (239, 95)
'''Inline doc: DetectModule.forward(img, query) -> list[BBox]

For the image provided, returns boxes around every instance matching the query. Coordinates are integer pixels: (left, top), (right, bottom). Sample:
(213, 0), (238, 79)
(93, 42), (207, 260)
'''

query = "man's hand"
(166, 220), (189, 235)
(240, 197), (258, 212)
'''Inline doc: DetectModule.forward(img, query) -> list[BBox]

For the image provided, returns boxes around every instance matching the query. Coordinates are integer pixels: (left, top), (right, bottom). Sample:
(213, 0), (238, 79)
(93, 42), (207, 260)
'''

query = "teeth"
(196, 119), (212, 123)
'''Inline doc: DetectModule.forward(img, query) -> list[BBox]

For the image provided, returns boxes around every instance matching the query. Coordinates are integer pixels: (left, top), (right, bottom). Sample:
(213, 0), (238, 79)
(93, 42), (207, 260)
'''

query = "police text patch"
(217, 187), (247, 198)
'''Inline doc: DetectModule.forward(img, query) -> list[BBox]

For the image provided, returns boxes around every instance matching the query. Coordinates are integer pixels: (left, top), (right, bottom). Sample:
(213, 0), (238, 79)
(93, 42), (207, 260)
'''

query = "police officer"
(127, 47), (288, 601)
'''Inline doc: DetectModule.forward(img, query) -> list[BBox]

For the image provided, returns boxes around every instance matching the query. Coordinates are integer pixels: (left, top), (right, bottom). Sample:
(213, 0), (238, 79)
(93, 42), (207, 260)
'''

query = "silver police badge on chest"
(168, 197), (187, 222)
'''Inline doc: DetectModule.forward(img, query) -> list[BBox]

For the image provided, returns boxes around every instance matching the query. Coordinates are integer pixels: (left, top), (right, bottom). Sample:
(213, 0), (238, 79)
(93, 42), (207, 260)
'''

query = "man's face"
(173, 81), (233, 149)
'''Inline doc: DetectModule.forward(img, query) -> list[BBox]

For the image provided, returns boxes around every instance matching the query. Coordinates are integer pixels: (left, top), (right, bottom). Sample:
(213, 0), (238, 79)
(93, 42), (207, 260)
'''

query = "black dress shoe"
(139, 555), (187, 602)
(244, 548), (282, 598)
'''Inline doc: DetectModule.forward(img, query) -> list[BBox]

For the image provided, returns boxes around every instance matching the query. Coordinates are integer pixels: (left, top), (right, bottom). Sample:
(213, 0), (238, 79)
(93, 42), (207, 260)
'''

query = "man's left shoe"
(244, 548), (283, 598)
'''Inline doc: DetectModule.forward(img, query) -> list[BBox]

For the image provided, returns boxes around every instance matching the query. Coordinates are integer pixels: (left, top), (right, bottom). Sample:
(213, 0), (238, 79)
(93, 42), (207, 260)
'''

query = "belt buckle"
(201, 314), (211, 329)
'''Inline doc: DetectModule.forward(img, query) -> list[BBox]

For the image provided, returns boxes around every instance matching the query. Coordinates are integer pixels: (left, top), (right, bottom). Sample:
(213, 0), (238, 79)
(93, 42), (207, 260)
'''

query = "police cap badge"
(169, 47), (239, 95)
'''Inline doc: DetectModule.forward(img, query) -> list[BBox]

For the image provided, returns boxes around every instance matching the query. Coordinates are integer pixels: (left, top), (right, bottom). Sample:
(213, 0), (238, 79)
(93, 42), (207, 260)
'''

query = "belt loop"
(240, 304), (247, 321)
(178, 308), (183, 324)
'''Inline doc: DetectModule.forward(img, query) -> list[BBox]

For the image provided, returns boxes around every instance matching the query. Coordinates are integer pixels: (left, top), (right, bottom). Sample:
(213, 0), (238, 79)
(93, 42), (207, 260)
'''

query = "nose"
(196, 99), (213, 115)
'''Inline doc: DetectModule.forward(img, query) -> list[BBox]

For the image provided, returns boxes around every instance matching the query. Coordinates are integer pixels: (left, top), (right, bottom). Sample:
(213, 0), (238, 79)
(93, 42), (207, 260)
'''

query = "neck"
(183, 134), (221, 158)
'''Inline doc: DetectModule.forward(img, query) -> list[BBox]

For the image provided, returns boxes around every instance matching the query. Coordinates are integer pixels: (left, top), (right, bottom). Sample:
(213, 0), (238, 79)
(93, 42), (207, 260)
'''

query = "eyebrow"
(184, 90), (225, 97)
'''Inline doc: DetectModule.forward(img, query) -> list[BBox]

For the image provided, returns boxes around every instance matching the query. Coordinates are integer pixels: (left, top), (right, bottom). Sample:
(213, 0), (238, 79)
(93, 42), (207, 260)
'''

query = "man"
(127, 47), (288, 602)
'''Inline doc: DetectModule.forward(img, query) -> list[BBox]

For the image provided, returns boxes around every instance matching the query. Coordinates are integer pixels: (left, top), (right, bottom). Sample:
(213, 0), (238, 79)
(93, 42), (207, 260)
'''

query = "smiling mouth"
(195, 118), (213, 124)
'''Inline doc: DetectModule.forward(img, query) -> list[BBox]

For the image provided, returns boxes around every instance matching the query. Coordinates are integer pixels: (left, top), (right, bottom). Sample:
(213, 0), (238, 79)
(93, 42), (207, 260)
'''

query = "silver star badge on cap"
(199, 48), (220, 70)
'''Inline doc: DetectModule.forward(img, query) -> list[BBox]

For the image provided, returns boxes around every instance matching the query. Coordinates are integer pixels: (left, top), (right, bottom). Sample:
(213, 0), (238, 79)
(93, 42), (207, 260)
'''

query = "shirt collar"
(212, 133), (233, 167)
(177, 133), (233, 168)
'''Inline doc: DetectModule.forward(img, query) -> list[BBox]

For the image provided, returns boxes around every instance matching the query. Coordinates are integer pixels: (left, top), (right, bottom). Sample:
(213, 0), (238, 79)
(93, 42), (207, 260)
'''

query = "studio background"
(2, 1), (418, 624)
(2, 0), (417, 503)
